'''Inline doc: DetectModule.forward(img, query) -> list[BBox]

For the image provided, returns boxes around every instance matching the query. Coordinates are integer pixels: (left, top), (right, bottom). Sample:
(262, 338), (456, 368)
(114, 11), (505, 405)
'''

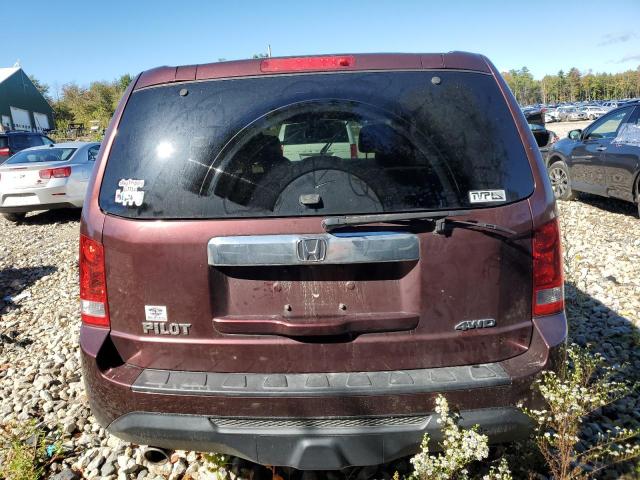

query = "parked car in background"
(544, 108), (560, 123)
(0, 142), (100, 222)
(580, 105), (607, 120)
(279, 119), (359, 160)
(557, 106), (587, 122)
(524, 108), (558, 155)
(602, 101), (626, 111)
(80, 52), (566, 470)
(0, 131), (55, 164)
(545, 103), (640, 216)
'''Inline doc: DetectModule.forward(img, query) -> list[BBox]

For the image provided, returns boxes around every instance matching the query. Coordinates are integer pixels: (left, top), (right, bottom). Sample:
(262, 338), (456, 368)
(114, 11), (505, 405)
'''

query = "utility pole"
(267, 45), (272, 58)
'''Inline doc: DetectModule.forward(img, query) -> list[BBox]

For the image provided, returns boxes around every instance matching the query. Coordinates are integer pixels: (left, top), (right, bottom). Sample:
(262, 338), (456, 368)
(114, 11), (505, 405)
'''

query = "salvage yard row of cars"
(545, 101), (640, 217)
(523, 99), (638, 123)
(0, 53), (639, 471)
(520, 99), (640, 217)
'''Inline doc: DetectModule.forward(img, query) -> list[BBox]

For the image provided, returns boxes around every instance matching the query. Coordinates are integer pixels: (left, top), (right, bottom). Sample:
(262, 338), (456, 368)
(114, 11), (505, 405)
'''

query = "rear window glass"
(282, 120), (350, 145)
(0, 137), (7, 148)
(5, 148), (76, 165)
(100, 71), (534, 219)
(9, 134), (44, 151)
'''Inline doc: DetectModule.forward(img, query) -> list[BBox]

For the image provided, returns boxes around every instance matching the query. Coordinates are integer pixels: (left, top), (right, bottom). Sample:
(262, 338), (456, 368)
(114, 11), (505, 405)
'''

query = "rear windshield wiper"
(321, 211), (517, 237)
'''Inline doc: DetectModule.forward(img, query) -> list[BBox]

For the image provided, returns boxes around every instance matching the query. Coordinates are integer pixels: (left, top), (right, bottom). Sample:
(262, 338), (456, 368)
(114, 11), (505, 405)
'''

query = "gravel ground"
(0, 197), (638, 479)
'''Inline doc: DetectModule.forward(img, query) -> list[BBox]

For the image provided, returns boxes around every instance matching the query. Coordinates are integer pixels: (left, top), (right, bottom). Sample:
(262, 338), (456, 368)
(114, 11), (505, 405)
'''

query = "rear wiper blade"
(321, 210), (517, 237)
(438, 219), (517, 237)
(322, 210), (470, 230)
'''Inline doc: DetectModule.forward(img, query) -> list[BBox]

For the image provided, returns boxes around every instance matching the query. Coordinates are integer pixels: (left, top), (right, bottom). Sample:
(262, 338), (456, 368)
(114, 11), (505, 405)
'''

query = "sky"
(2, 0), (639, 91)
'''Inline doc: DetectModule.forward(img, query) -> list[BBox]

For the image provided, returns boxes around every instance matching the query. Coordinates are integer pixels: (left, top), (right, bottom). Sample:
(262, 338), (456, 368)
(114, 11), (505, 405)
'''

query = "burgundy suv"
(80, 52), (567, 470)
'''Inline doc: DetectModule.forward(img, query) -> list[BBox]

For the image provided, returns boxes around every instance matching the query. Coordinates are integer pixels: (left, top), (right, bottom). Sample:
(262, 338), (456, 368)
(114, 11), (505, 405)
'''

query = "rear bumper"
(0, 202), (79, 213)
(0, 185), (83, 213)
(81, 313), (566, 469)
(108, 408), (530, 470)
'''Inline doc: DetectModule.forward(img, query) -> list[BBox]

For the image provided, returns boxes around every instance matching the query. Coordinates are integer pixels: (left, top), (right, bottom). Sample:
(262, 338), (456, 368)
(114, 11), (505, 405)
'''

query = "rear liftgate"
(207, 232), (420, 337)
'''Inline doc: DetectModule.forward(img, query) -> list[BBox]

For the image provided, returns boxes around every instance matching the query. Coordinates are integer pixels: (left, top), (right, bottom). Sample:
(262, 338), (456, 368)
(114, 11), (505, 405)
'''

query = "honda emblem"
(296, 238), (327, 262)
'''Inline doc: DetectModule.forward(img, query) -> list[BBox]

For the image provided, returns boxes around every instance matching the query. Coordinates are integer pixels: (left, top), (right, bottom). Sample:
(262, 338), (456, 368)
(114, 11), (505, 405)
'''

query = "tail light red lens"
(261, 55), (354, 73)
(80, 235), (110, 328)
(0, 147), (10, 156)
(350, 143), (358, 159)
(39, 166), (71, 179)
(532, 218), (564, 316)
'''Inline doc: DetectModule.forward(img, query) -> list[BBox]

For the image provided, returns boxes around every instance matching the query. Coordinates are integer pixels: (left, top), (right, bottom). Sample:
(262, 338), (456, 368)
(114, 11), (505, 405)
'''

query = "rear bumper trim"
(132, 363), (510, 397)
(0, 201), (78, 213)
(108, 408), (530, 469)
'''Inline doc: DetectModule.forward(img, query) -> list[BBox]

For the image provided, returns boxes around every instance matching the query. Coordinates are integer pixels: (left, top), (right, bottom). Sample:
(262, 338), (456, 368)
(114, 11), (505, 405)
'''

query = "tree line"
(30, 74), (133, 138)
(503, 66), (640, 106)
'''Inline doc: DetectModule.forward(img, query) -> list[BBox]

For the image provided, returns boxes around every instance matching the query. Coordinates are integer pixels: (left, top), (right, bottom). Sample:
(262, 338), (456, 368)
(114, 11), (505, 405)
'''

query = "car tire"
(547, 161), (574, 200)
(2, 213), (26, 223)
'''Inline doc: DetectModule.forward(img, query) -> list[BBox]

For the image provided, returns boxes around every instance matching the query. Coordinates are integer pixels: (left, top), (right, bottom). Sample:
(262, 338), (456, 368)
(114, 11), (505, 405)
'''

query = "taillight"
(0, 147), (10, 156)
(532, 219), (564, 316)
(350, 143), (358, 159)
(80, 235), (110, 328)
(261, 55), (354, 73)
(39, 166), (71, 179)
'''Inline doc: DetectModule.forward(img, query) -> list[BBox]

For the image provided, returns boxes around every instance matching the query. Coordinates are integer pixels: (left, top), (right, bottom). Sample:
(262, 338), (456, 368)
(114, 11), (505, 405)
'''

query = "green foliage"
(522, 344), (640, 479)
(55, 75), (132, 132)
(502, 67), (540, 106)
(407, 396), (512, 480)
(502, 66), (640, 104)
(0, 421), (53, 480)
(28, 74), (133, 137)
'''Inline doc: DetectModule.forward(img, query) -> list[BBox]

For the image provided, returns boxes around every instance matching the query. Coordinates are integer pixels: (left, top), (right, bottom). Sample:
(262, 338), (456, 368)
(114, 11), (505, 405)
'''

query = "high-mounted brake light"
(350, 143), (358, 159)
(261, 55), (355, 73)
(40, 166), (71, 179)
(532, 218), (564, 316)
(80, 235), (110, 328)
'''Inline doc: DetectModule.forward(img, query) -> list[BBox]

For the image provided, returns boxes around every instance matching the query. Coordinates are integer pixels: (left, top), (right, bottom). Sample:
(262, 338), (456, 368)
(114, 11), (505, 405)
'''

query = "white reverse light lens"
(535, 286), (563, 306)
(81, 299), (106, 317)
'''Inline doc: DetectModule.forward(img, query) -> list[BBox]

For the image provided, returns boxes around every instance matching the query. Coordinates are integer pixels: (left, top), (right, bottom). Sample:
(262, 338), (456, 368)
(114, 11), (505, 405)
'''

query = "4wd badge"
(455, 319), (496, 331)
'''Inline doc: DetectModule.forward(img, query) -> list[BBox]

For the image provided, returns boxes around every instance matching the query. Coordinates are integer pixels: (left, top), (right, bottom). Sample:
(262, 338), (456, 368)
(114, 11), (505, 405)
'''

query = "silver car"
(544, 108), (560, 122)
(557, 106), (587, 122)
(0, 142), (100, 222)
(579, 106), (607, 120)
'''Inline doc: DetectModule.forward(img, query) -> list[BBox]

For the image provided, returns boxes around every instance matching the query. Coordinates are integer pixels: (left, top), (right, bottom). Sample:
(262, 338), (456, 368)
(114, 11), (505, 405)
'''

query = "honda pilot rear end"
(80, 52), (567, 470)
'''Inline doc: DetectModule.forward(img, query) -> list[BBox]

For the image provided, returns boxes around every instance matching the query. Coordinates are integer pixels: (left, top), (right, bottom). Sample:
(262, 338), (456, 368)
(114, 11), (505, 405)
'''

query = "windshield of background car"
(5, 148), (76, 165)
(99, 71), (534, 219)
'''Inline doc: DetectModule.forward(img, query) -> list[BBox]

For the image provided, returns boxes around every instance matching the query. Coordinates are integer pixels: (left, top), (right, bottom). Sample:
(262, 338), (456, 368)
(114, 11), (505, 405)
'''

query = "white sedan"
(579, 106), (607, 120)
(0, 142), (100, 222)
